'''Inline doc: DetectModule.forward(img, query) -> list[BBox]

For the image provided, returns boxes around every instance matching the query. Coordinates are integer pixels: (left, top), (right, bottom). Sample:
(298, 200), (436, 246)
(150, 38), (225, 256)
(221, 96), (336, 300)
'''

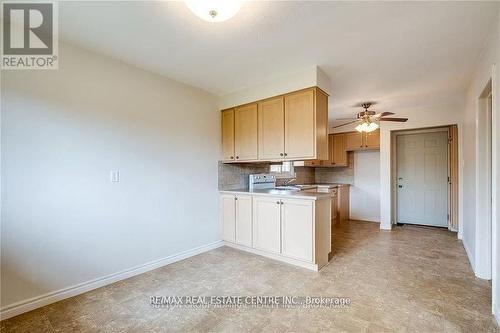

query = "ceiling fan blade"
(374, 112), (395, 118)
(379, 117), (408, 122)
(332, 120), (359, 129)
(335, 117), (357, 121)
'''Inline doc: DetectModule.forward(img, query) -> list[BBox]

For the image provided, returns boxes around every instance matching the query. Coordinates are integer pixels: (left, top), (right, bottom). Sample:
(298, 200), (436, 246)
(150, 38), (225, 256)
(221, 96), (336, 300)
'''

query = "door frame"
(476, 74), (495, 284)
(391, 126), (458, 229)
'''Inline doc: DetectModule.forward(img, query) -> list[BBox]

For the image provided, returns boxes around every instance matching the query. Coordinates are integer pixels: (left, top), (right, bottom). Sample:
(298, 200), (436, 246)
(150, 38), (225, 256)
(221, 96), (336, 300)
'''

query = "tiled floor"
(1, 220), (498, 332)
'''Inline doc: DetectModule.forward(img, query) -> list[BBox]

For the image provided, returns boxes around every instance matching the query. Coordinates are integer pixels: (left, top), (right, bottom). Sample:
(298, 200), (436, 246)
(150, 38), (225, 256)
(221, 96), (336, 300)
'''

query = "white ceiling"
(59, 1), (499, 119)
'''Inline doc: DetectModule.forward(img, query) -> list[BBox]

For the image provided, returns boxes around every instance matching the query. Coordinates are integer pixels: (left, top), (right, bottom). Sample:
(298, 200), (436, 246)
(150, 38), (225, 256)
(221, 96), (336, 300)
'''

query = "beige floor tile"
(1, 221), (498, 332)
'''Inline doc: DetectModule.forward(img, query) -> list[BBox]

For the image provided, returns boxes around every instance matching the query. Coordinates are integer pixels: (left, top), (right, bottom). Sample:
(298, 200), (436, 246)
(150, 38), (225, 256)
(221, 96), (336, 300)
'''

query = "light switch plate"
(110, 170), (120, 182)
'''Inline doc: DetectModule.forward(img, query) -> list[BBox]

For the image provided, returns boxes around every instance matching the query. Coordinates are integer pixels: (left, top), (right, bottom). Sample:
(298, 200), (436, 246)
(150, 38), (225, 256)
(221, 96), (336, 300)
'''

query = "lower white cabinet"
(252, 196), (281, 254)
(220, 194), (236, 242)
(220, 191), (330, 271)
(235, 195), (252, 247)
(281, 199), (313, 262)
(220, 193), (252, 246)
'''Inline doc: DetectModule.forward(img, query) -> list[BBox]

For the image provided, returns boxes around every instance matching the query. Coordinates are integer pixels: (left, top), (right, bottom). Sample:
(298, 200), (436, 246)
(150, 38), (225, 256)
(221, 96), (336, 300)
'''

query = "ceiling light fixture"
(355, 121), (379, 133)
(185, 0), (242, 23)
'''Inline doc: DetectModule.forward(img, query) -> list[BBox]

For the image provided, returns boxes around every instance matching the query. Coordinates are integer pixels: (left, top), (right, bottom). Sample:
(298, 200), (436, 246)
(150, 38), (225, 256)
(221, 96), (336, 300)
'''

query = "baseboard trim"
(223, 241), (319, 271)
(0, 240), (224, 321)
(462, 239), (475, 274)
(379, 224), (392, 230)
(494, 304), (499, 326)
(349, 218), (380, 224)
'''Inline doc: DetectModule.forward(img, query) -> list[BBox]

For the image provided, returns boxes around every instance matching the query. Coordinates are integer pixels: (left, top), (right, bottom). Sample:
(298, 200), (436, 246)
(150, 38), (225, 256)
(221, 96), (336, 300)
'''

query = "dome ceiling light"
(185, 0), (242, 23)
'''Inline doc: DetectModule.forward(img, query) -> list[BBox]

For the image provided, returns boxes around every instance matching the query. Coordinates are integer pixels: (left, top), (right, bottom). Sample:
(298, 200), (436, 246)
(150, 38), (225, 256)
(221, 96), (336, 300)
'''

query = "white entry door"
(396, 131), (448, 227)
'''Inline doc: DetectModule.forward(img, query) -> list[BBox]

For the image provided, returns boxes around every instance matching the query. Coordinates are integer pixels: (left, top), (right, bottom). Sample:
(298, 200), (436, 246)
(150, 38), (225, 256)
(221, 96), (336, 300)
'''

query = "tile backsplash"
(218, 160), (340, 190)
(218, 162), (269, 190)
(314, 153), (354, 184)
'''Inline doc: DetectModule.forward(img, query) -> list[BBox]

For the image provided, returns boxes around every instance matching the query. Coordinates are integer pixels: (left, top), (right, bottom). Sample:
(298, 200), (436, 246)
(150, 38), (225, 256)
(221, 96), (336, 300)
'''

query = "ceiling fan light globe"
(366, 122), (379, 132)
(185, 0), (242, 22)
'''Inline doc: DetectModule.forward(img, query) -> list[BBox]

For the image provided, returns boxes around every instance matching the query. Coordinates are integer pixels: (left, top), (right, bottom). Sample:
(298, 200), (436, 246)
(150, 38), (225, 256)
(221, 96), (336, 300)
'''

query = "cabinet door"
(258, 97), (285, 160)
(281, 199), (313, 262)
(234, 104), (258, 161)
(220, 194), (236, 242)
(235, 195), (252, 247)
(221, 109), (235, 161)
(284, 90), (315, 159)
(345, 132), (363, 151)
(320, 134), (336, 167)
(338, 186), (350, 223)
(364, 129), (380, 149)
(332, 134), (348, 166)
(331, 191), (338, 224)
(253, 196), (281, 254)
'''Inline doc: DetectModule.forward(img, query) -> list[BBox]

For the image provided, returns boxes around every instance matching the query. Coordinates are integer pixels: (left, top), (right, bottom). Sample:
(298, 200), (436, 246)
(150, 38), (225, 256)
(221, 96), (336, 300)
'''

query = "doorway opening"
(391, 126), (459, 230)
(476, 79), (493, 280)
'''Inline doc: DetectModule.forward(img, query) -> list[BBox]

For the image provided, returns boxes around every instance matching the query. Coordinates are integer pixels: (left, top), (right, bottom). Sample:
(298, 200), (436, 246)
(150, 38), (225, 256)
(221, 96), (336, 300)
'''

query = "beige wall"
(462, 8), (500, 319)
(218, 66), (331, 109)
(1, 43), (220, 313)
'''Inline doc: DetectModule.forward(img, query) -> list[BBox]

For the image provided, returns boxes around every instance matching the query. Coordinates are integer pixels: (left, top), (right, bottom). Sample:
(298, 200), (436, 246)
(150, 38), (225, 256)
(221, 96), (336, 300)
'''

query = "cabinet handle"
(236, 156), (239, 159)
(230, 156), (234, 159)
(280, 153), (284, 157)
(280, 201), (283, 205)
(284, 153), (288, 157)
(235, 197), (238, 200)
(276, 201), (280, 204)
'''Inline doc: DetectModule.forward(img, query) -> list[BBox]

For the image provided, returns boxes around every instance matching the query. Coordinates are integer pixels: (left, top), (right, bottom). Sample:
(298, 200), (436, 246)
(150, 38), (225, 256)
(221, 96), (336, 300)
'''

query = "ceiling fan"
(333, 102), (408, 133)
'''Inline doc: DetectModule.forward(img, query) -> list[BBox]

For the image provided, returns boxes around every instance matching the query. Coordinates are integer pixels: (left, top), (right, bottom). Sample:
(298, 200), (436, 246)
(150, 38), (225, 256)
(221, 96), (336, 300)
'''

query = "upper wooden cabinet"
(305, 132), (348, 167)
(285, 90), (315, 159)
(344, 129), (380, 151)
(364, 130), (380, 149)
(345, 131), (364, 150)
(221, 109), (235, 162)
(258, 97), (285, 160)
(331, 133), (348, 166)
(221, 87), (328, 163)
(234, 104), (258, 161)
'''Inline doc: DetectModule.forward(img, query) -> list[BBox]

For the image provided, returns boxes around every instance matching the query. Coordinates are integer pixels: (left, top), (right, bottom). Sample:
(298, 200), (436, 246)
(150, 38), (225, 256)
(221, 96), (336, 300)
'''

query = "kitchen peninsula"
(219, 187), (331, 271)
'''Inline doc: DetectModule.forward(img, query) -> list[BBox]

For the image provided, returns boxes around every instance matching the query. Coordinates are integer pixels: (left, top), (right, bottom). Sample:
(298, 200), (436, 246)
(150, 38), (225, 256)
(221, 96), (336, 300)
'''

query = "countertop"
(306, 183), (351, 188)
(219, 188), (332, 200)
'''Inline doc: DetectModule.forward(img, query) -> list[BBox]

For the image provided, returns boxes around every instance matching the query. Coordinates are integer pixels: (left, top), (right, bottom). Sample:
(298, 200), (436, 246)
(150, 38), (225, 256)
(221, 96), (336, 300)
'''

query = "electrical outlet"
(110, 170), (120, 182)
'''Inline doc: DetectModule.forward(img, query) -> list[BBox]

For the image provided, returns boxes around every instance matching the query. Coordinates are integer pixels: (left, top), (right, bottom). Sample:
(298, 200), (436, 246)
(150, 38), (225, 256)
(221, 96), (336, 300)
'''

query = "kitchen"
(218, 86), (381, 271)
(2, 1), (498, 330)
